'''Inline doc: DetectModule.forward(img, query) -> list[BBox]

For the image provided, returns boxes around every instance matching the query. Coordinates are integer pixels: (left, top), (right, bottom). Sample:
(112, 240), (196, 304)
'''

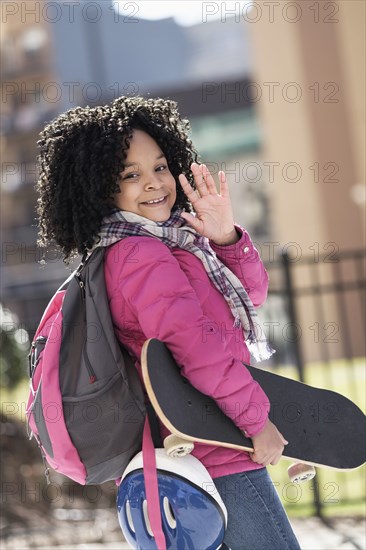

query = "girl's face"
(114, 129), (177, 221)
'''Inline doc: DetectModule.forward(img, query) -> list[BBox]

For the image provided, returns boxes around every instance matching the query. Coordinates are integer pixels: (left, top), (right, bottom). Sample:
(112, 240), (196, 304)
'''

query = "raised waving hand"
(179, 163), (238, 246)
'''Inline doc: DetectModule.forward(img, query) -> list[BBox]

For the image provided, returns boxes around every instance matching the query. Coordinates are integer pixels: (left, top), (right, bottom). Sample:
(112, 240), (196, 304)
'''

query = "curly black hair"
(36, 95), (200, 264)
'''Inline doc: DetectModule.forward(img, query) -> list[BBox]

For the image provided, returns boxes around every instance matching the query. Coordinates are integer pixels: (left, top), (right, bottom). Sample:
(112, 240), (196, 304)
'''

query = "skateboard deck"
(141, 339), (366, 471)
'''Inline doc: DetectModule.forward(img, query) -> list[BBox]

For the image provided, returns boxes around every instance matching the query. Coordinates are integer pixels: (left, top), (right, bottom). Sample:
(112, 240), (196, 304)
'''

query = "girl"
(36, 96), (301, 549)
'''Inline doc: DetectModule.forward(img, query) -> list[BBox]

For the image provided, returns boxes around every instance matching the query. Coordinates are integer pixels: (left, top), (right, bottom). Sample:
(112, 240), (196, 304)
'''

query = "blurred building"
(1, 0), (364, 361)
(1, 5), (62, 329)
(248, 0), (365, 360)
(1, 2), (268, 337)
(248, 0), (365, 252)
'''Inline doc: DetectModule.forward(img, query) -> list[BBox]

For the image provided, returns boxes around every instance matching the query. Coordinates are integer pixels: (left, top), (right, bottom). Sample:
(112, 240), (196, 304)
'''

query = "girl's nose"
(145, 174), (162, 190)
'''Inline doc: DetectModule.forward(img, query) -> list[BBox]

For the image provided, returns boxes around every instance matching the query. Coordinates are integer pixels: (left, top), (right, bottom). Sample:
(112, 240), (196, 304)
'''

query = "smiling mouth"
(142, 196), (168, 205)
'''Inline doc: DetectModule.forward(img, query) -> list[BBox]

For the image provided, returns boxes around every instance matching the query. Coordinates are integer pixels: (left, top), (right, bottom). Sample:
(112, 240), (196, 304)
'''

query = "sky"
(114, 1), (254, 27)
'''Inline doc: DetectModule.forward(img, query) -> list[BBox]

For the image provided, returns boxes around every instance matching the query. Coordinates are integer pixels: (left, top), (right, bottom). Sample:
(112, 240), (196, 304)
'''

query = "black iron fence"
(265, 248), (365, 516)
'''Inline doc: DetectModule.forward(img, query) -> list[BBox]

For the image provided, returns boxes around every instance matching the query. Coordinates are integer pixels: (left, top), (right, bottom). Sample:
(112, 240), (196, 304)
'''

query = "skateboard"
(141, 339), (366, 482)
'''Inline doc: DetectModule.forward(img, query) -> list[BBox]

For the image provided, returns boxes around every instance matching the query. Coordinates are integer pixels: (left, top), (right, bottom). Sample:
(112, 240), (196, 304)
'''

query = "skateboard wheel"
(163, 435), (194, 457)
(288, 463), (316, 483)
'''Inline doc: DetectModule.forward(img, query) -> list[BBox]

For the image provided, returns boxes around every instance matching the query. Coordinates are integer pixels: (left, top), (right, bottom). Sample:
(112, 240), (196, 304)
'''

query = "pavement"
(1, 516), (365, 550)
(291, 516), (365, 550)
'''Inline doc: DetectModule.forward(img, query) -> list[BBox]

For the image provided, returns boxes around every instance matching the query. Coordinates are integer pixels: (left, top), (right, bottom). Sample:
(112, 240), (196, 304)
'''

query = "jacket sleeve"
(113, 236), (269, 437)
(209, 224), (269, 308)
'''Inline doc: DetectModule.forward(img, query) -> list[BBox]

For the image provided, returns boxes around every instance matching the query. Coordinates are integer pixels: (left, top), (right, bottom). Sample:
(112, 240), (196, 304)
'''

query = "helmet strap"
(142, 416), (167, 549)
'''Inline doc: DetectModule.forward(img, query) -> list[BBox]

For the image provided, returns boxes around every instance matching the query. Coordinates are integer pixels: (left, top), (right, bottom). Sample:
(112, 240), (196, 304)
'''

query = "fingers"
(251, 451), (283, 467)
(180, 211), (203, 233)
(191, 163), (209, 197)
(178, 173), (199, 204)
(218, 170), (229, 198)
(249, 421), (289, 467)
(179, 163), (222, 200)
(276, 427), (288, 446)
(199, 163), (218, 195)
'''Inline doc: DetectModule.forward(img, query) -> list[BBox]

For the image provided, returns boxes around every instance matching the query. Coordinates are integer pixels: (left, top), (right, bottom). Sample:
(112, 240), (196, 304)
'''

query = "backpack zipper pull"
(44, 465), (51, 485)
(79, 280), (86, 303)
(39, 445), (51, 485)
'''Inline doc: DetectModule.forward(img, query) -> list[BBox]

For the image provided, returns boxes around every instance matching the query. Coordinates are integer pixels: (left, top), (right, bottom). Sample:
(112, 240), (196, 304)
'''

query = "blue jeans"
(214, 468), (301, 550)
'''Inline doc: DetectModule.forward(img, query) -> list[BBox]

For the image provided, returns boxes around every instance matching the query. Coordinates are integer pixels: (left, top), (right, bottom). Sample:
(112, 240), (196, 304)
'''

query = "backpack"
(26, 246), (147, 485)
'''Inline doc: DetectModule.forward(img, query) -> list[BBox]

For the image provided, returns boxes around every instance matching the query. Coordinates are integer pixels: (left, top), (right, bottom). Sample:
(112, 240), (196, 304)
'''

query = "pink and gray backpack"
(26, 247), (146, 485)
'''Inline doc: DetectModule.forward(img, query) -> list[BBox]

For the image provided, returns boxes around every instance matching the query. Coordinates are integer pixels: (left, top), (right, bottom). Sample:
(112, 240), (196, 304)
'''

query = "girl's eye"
(123, 165), (167, 179)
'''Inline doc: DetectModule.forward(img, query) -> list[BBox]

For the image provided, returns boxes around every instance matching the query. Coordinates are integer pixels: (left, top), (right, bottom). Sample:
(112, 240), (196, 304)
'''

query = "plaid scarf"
(96, 207), (275, 363)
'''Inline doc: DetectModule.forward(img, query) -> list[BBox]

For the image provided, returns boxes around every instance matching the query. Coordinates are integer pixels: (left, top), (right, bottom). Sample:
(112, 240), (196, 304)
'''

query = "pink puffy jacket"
(104, 223), (270, 479)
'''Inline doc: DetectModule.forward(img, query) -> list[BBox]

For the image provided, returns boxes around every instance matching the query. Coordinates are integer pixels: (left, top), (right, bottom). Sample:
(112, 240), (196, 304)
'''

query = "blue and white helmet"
(117, 449), (228, 549)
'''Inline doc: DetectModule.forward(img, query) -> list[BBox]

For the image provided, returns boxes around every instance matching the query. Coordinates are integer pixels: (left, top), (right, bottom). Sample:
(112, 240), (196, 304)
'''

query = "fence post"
(281, 251), (305, 382)
(281, 251), (322, 517)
